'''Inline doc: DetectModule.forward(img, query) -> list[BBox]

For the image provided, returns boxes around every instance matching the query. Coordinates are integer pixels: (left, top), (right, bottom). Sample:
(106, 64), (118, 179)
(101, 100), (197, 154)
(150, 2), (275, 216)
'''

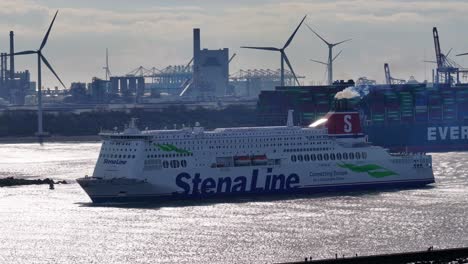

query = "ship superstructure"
(77, 110), (434, 203)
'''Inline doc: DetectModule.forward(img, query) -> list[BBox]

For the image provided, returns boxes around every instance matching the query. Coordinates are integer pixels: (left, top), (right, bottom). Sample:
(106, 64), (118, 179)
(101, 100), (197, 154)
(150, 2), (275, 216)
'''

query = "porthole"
(330, 153), (336, 160)
(163, 161), (169, 168)
(343, 153), (348, 160)
(317, 154), (323, 161)
(181, 160), (187, 167)
(337, 153), (342, 160)
(298, 155), (303, 162)
(291, 155), (297, 162)
(304, 154), (310, 161)
(349, 153), (354, 159)
(324, 153), (329, 160)
(311, 154), (316, 161)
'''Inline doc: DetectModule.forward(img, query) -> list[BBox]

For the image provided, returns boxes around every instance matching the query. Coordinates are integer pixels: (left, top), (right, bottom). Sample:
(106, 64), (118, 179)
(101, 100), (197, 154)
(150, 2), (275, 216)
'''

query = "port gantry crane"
(384, 63), (406, 85)
(432, 27), (468, 85)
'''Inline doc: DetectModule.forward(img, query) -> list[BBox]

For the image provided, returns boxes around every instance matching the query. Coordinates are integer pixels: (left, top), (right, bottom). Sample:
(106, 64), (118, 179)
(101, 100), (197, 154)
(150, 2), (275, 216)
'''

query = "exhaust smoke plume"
(334, 85), (370, 100)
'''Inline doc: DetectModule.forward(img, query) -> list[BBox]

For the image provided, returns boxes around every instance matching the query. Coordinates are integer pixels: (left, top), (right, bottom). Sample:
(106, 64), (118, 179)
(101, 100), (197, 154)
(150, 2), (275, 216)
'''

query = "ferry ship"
(77, 107), (434, 203)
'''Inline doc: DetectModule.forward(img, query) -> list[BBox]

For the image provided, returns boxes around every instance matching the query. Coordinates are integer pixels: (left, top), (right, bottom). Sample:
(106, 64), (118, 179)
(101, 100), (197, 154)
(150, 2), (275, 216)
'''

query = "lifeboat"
(252, 155), (268, 165)
(234, 156), (251, 166)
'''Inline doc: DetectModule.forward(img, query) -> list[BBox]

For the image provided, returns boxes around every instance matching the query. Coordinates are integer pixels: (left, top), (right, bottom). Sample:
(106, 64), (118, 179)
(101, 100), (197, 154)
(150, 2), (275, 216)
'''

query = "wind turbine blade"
(456, 52), (468, 57)
(282, 51), (300, 86)
(241, 46), (280, 51)
(333, 39), (352, 47)
(332, 50), (343, 61)
(40, 54), (66, 88)
(40, 10), (59, 51)
(13, 50), (37, 56)
(283, 15), (307, 49)
(305, 23), (330, 46)
(310, 59), (327, 65)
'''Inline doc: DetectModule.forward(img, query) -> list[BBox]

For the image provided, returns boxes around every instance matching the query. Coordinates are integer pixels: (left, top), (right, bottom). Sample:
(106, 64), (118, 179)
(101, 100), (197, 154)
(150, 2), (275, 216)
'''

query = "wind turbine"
(306, 24), (351, 85)
(103, 48), (112, 80)
(310, 50), (343, 84)
(241, 15), (307, 86)
(12, 10), (65, 137)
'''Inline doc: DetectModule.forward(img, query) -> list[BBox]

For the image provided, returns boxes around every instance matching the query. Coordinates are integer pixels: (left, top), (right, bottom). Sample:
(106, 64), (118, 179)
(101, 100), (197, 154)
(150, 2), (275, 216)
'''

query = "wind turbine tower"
(306, 24), (351, 85)
(241, 15), (307, 86)
(12, 10), (65, 137)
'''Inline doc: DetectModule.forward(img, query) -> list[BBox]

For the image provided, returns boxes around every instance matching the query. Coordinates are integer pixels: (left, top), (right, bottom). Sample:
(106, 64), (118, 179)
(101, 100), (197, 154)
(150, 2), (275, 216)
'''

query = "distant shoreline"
(0, 135), (101, 144)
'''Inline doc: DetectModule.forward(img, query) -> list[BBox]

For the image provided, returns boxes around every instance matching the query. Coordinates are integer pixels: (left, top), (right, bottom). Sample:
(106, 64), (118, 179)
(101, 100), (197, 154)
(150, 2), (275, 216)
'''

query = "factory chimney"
(193, 28), (200, 65)
(9, 31), (15, 81)
(0, 53), (4, 82)
(193, 28), (200, 87)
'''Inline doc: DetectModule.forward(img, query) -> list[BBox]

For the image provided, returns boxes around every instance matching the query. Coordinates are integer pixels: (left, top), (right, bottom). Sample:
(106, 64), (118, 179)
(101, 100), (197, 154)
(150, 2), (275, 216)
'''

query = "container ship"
(77, 107), (434, 203)
(257, 81), (468, 152)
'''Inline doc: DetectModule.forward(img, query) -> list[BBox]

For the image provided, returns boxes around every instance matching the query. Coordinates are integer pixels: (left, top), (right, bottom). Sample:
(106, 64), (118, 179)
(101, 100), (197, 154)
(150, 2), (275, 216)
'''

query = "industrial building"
(109, 76), (145, 102)
(230, 68), (303, 97)
(0, 31), (35, 105)
(180, 28), (230, 97)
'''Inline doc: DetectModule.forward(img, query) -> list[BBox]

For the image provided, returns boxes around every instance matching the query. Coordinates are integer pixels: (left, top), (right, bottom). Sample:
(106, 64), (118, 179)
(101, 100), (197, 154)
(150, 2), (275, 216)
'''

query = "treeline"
(0, 105), (258, 137)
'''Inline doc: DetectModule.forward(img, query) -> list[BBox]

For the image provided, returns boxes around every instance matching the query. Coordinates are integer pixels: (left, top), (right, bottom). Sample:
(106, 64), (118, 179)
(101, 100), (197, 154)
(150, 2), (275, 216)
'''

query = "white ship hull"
(77, 111), (435, 203)
(77, 159), (434, 203)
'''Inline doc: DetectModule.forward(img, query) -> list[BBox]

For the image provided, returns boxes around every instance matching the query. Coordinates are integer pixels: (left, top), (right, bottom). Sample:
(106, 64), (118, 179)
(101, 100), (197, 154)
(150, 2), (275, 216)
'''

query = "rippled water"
(0, 142), (467, 263)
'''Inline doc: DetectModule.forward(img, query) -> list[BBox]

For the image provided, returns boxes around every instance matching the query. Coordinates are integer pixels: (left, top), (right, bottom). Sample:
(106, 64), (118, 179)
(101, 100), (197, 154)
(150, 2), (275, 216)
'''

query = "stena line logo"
(344, 115), (352, 133)
(427, 126), (468, 141)
(103, 159), (127, 165)
(175, 169), (300, 195)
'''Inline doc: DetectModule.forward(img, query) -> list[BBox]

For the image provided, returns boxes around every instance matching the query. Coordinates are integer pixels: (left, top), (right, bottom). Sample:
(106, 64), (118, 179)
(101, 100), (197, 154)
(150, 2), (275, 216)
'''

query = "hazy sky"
(1, 0), (468, 88)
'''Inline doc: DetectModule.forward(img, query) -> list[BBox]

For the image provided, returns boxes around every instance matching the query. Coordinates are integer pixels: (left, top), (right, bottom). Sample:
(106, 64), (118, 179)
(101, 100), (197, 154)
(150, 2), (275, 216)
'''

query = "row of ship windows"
(104, 141), (139, 146)
(285, 147), (331, 152)
(154, 134), (324, 139)
(102, 148), (138, 152)
(291, 152), (368, 162)
(143, 141), (331, 152)
(150, 137), (327, 146)
(162, 160), (187, 168)
(100, 154), (136, 159)
(147, 153), (193, 158)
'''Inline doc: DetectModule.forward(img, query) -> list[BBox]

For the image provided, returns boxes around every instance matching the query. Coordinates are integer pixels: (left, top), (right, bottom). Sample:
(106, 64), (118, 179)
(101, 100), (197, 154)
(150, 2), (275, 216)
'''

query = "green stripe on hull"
(338, 163), (398, 178)
(155, 144), (192, 154)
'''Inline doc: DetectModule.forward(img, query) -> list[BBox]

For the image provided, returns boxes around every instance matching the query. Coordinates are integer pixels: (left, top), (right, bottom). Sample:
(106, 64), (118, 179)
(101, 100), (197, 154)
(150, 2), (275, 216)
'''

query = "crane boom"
(433, 27), (443, 68)
(384, 63), (391, 85)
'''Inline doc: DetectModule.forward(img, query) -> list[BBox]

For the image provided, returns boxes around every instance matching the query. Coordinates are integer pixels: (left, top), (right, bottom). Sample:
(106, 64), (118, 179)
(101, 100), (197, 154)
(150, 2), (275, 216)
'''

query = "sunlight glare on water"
(0, 142), (467, 263)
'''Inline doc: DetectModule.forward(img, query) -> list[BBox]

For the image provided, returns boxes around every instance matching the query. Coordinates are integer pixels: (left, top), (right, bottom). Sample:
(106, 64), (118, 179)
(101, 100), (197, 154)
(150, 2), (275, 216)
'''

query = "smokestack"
(193, 28), (200, 64)
(9, 31), (14, 81)
(0, 53), (4, 82)
(193, 28), (200, 88)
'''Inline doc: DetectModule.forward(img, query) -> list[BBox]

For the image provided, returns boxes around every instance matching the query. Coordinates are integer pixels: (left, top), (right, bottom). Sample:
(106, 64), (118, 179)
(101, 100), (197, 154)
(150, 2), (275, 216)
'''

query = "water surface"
(0, 143), (467, 263)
